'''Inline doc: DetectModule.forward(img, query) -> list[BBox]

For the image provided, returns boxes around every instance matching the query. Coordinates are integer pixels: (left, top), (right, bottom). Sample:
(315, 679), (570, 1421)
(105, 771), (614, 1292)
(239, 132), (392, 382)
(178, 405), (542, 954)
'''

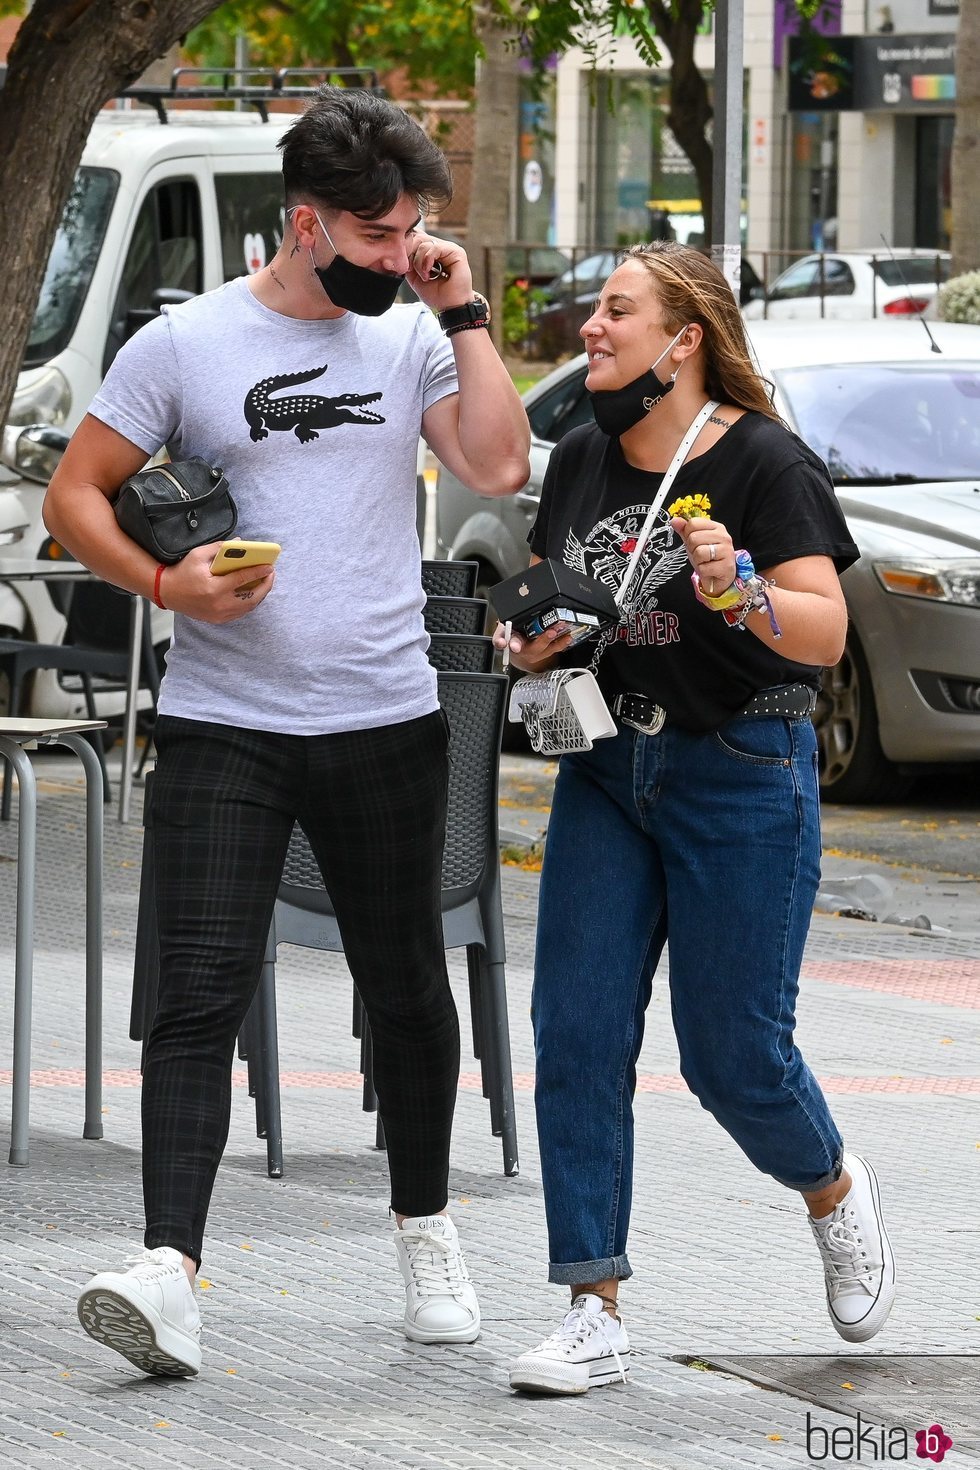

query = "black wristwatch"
(437, 293), (491, 332)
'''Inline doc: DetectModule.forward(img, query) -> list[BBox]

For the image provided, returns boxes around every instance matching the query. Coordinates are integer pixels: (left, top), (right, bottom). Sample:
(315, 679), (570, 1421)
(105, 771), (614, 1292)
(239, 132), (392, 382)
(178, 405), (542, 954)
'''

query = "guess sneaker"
(510, 1293), (630, 1395)
(77, 1247), (202, 1377)
(393, 1214), (481, 1344)
(810, 1152), (896, 1343)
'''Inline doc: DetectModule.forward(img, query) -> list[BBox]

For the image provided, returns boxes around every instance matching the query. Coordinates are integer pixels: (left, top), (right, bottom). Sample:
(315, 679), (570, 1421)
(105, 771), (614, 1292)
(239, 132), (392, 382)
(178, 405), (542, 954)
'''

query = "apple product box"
(490, 557), (620, 645)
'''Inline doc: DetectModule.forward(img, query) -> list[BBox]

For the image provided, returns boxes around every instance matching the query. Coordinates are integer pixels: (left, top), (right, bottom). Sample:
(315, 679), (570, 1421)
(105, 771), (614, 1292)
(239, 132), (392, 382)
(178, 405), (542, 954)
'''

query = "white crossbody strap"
(614, 399), (719, 610)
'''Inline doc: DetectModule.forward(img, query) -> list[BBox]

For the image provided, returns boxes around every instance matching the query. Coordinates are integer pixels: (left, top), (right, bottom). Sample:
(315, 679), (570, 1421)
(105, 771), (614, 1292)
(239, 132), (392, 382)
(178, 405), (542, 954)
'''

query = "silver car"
(435, 320), (980, 801)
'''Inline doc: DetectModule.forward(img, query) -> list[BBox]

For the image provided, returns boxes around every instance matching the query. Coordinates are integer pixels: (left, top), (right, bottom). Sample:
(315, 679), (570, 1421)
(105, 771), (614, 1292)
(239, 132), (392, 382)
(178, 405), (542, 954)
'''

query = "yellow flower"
(667, 492), (712, 520)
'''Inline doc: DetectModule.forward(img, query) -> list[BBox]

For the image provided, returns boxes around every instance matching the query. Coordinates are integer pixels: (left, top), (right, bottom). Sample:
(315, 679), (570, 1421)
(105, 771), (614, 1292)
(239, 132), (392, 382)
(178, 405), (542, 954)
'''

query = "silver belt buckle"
(615, 695), (666, 736)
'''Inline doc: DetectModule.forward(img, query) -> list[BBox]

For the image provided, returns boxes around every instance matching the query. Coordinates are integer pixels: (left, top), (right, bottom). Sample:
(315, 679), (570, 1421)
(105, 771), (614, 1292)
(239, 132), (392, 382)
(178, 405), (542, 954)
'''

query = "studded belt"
(611, 682), (817, 737)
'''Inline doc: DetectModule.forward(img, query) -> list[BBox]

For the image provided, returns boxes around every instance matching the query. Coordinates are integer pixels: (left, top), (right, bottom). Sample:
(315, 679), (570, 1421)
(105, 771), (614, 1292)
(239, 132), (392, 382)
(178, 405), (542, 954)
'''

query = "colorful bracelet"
(152, 562), (168, 611)
(692, 550), (782, 638)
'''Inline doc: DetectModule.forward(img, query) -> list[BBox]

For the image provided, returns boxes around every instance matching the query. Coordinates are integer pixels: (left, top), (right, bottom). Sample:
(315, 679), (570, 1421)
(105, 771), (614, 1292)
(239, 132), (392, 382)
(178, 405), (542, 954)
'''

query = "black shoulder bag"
(112, 458), (238, 564)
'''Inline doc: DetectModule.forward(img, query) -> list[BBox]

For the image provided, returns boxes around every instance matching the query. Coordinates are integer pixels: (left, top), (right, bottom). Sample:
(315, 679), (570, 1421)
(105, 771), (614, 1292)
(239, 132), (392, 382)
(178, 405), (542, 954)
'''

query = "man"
(44, 85), (530, 1378)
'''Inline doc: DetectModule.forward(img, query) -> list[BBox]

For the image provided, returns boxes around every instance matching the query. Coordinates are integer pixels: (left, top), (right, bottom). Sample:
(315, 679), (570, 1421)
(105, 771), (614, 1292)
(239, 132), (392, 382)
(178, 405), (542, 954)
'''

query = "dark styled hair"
(621, 242), (779, 420)
(279, 86), (452, 219)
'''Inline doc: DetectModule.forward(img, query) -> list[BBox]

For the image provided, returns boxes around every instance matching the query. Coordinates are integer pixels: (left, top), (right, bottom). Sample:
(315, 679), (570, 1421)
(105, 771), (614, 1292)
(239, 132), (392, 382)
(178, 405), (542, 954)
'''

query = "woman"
(498, 244), (896, 1396)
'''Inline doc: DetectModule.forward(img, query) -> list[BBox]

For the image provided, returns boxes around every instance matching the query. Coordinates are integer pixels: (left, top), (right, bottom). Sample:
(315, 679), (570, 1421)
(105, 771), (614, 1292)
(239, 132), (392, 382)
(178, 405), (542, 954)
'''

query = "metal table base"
(0, 723), (104, 1166)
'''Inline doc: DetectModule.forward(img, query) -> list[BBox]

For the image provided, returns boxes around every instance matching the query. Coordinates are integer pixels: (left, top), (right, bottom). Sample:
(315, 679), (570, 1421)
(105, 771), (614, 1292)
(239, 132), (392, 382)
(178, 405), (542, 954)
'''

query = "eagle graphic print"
(564, 503), (690, 649)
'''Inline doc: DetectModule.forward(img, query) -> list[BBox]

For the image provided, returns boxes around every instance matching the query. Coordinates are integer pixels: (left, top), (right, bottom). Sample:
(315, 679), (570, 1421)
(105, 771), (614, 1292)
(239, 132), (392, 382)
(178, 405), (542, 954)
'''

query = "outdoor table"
(0, 560), (146, 823)
(0, 718), (105, 1166)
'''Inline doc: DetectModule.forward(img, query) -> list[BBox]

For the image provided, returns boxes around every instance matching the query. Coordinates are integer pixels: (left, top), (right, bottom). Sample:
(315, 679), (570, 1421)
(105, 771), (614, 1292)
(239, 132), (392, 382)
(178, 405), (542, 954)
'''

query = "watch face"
(472, 292), (491, 322)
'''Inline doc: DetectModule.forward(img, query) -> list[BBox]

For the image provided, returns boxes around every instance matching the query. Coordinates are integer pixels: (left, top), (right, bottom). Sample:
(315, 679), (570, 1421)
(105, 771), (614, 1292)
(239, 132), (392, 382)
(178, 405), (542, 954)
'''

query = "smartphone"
(210, 540), (281, 588)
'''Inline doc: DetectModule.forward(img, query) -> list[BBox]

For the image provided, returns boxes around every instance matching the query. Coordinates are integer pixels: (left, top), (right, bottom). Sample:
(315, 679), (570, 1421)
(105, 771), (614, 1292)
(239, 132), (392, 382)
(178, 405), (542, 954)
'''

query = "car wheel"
(814, 634), (912, 803)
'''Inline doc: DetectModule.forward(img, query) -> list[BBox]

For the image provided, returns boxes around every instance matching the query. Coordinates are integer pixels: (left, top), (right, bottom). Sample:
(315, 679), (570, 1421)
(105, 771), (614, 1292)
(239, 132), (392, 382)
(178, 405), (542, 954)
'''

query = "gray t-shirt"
(89, 278), (458, 734)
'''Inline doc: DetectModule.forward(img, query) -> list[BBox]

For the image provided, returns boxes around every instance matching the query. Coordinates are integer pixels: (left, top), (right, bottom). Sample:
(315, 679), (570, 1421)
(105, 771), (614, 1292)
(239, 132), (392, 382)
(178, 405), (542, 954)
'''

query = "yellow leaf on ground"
(767, 1434), (782, 1441)
(198, 1278), (213, 1290)
(226, 1368), (237, 1375)
(841, 1382), (855, 1390)
(51, 1431), (66, 1437)
(240, 1243), (252, 1251)
(154, 1420), (170, 1429)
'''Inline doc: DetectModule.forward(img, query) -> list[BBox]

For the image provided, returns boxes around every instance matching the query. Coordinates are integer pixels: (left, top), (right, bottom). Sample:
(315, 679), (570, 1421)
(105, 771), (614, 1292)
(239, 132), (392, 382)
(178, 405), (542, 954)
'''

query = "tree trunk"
(0, 0), (221, 426)
(648, 0), (714, 246)
(951, 0), (980, 275)
(465, 8), (521, 353)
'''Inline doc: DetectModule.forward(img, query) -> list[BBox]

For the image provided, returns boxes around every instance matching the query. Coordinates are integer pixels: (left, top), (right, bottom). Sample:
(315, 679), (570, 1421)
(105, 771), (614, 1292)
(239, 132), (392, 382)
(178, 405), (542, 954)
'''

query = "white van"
(0, 83), (425, 715)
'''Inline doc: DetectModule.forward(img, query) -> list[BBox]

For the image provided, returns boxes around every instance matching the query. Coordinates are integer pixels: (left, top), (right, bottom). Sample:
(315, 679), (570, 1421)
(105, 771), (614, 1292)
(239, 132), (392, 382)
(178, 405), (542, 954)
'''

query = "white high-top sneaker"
(810, 1152), (896, 1343)
(510, 1293), (630, 1395)
(77, 1247), (202, 1376)
(393, 1214), (481, 1344)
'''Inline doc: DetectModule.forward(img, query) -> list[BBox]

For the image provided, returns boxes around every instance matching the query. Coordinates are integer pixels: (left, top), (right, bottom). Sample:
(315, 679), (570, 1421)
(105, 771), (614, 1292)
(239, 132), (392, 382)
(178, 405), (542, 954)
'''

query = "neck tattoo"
(269, 265), (286, 292)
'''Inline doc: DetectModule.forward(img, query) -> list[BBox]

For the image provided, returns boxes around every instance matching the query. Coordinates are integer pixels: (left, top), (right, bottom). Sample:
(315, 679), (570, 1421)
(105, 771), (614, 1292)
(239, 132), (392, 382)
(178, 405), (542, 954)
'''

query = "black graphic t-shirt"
(529, 413), (860, 732)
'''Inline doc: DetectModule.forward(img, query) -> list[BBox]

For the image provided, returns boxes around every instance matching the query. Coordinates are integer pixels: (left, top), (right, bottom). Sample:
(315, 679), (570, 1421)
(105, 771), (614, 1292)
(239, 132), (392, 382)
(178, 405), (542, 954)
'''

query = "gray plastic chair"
(421, 597), (486, 637)
(421, 560), (479, 600)
(425, 634), (495, 674)
(254, 670), (517, 1179)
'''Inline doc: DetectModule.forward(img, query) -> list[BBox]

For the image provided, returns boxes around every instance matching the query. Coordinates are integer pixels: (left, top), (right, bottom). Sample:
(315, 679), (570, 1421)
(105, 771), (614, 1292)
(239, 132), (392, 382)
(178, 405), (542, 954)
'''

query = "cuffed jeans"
(532, 715), (843, 1286)
(142, 710), (458, 1268)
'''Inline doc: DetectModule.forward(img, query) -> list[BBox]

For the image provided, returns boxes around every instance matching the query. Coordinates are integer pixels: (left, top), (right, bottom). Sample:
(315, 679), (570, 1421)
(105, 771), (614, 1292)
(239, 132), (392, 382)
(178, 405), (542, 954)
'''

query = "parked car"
(436, 319), (980, 800)
(531, 251), (762, 358)
(742, 251), (950, 322)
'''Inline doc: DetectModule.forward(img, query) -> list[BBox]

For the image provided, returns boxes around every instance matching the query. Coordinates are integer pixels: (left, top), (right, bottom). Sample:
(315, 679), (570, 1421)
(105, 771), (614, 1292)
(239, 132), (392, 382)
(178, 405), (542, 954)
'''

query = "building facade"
(525, 0), (958, 265)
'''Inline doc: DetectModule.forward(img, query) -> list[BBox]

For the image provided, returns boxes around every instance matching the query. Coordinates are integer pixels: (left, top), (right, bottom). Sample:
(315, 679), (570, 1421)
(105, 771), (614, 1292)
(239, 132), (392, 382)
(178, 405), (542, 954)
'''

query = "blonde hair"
(620, 242), (779, 420)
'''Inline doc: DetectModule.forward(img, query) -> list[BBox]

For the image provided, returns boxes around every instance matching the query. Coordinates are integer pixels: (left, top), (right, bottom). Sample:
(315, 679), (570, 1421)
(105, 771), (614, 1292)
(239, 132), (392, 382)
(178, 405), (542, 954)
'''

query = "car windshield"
(24, 167), (119, 370)
(777, 362), (980, 483)
(871, 257), (949, 287)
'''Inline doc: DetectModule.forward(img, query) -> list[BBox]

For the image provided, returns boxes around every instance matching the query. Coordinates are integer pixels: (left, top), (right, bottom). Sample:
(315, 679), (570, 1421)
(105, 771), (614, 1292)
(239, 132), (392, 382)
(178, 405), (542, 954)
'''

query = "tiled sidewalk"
(0, 768), (977, 1469)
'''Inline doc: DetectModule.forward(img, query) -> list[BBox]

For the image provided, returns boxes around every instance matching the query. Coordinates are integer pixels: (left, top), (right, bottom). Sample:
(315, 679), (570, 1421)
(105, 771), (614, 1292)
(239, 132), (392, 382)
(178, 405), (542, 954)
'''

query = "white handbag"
(508, 399), (718, 755)
(508, 667), (617, 756)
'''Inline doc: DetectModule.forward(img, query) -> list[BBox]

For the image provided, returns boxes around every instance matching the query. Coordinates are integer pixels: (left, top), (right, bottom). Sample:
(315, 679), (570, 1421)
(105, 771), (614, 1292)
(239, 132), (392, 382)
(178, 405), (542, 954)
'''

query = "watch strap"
(437, 295), (490, 331)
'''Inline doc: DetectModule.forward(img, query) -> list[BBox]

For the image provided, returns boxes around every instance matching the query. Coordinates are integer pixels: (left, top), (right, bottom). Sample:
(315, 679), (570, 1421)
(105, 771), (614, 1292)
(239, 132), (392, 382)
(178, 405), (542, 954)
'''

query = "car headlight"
(9, 366), (72, 427)
(874, 560), (980, 608)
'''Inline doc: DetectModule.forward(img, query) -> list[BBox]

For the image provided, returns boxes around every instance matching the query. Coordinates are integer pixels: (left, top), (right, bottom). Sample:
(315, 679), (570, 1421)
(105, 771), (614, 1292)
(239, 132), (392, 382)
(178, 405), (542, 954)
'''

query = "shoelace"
(402, 1229), (466, 1297)
(817, 1212), (881, 1295)
(122, 1250), (182, 1281)
(539, 1299), (628, 1384)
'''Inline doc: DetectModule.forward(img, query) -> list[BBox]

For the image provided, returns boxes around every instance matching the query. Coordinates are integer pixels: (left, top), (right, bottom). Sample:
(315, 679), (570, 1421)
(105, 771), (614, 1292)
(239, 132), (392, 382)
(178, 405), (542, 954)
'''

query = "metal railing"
(490, 244), (950, 360)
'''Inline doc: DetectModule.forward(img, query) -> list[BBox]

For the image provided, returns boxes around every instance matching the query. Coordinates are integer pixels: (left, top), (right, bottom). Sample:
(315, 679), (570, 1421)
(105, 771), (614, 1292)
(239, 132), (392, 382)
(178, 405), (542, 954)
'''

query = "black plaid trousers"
(142, 710), (458, 1267)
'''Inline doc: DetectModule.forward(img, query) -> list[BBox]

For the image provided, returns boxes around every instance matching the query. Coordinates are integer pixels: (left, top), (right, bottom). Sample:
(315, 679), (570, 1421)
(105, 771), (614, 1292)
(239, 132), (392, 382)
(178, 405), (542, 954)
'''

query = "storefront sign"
(788, 31), (956, 110)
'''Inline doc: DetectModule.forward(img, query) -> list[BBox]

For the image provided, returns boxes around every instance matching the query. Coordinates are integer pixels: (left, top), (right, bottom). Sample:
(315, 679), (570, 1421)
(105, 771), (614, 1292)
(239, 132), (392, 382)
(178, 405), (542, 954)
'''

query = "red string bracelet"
(152, 563), (168, 611)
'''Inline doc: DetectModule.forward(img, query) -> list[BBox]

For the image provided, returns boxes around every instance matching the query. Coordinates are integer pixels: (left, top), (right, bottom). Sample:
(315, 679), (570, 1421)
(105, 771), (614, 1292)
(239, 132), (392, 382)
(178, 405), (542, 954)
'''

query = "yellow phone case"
(209, 540), (281, 576)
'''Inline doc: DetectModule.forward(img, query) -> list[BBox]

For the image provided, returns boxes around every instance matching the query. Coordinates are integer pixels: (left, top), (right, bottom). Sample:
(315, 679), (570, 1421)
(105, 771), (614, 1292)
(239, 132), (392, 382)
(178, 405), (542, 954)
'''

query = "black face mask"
(587, 327), (687, 438)
(305, 209), (405, 317)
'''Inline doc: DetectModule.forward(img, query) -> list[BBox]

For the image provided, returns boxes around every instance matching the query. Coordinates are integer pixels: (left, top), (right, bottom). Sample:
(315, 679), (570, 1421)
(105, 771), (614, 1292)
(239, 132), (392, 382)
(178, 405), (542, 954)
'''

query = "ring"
(708, 543), (717, 561)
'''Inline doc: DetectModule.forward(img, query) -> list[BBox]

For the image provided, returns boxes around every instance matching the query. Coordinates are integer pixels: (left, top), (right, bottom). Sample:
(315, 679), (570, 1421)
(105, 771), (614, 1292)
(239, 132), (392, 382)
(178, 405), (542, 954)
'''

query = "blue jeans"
(532, 715), (843, 1286)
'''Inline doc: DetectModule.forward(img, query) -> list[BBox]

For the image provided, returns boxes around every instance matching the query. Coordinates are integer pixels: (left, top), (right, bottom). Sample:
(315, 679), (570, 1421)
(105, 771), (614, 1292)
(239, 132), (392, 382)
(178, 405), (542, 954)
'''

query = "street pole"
(710, 0), (744, 298)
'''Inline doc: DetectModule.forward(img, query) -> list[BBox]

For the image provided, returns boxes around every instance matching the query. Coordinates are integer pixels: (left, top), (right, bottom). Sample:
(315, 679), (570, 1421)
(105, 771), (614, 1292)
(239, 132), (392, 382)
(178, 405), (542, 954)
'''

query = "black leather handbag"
(112, 458), (237, 563)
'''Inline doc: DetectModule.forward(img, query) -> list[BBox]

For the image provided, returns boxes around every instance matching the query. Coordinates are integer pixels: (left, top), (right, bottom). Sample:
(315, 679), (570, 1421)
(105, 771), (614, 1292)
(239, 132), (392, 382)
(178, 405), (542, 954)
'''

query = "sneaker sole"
(403, 1317), (481, 1345)
(77, 1287), (201, 1377)
(510, 1353), (631, 1395)
(830, 1155), (897, 1344)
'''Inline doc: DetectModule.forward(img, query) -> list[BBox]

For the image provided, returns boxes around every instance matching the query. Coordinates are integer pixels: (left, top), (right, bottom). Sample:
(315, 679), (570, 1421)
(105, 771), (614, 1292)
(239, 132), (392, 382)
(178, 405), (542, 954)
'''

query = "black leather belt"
(612, 682), (817, 736)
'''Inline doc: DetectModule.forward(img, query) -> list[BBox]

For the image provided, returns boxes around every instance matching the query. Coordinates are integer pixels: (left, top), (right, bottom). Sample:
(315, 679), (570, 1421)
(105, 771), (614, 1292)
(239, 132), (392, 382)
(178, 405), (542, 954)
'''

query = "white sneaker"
(810, 1152), (896, 1343)
(77, 1247), (202, 1377)
(510, 1293), (630, 1395)
(393, 1214), (481, 1343)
